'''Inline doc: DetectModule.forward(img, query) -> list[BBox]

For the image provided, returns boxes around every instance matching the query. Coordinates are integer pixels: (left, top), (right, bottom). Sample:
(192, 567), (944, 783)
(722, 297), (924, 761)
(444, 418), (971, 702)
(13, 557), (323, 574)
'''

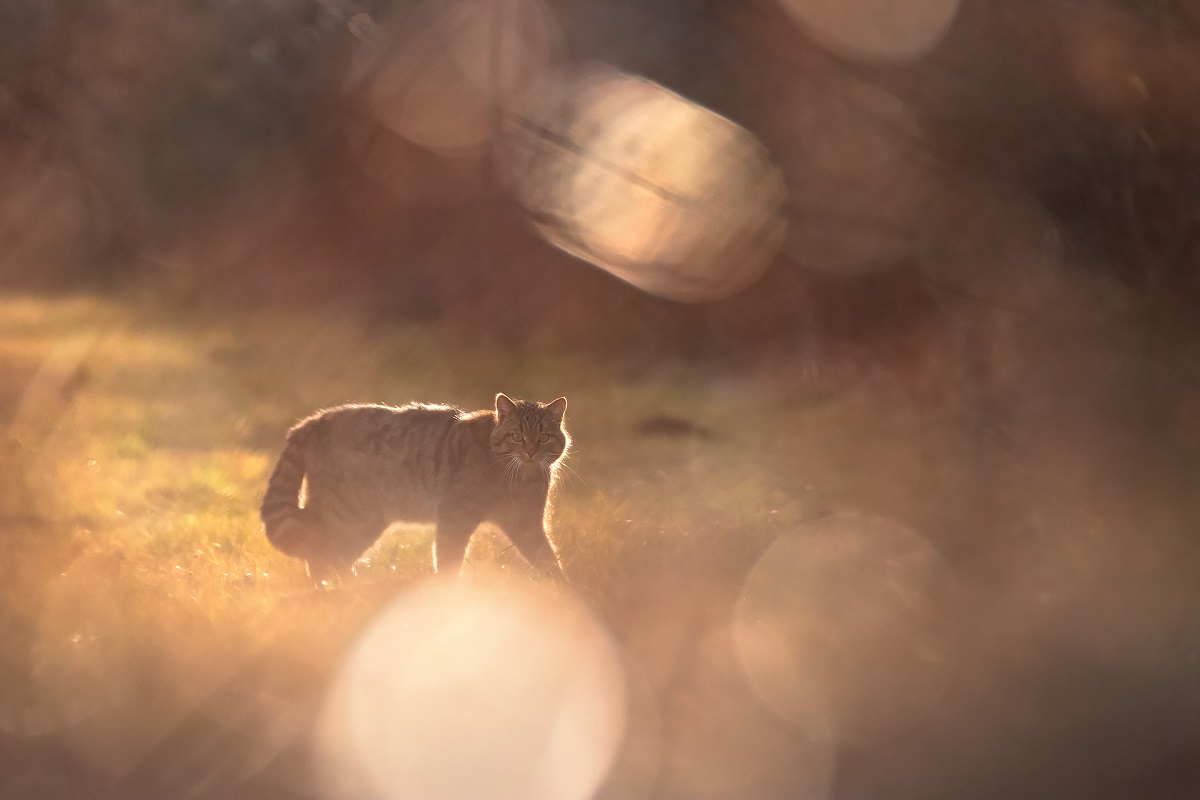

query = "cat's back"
(293, 402), (462, 449)
(294, 403), (481, 514)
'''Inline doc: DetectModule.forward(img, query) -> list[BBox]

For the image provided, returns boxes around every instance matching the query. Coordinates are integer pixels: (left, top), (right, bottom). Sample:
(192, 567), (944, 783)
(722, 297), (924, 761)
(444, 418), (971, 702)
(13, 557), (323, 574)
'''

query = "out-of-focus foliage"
(2, 0), (1199, 330)
(0, 0), (350, 284)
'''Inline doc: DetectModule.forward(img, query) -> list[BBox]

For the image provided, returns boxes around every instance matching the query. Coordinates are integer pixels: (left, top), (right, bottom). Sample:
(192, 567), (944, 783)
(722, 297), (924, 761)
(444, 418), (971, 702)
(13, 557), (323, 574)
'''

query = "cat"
(260, 393), (570, 580)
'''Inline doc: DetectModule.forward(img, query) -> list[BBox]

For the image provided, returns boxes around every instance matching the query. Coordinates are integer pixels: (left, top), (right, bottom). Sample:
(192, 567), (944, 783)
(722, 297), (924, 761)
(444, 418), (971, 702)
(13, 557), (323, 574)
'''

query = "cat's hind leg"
(272, 509), (385, 585)
(264, 507), (322, 561)
(262, 508), (343, 584)
(433, 509), (479, 577)
(315, 515), (391, 580)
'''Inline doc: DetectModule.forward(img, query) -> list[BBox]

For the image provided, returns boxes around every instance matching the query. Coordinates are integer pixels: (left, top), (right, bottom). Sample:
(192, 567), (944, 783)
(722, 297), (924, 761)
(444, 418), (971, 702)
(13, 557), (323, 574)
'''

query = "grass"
(13, 290), (1193, 799)
(1, 292), (927, 781)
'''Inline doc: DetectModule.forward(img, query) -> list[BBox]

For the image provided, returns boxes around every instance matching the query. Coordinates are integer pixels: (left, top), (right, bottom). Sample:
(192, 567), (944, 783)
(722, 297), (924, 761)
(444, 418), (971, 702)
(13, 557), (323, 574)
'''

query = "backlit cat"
(260, 394), (569, 580)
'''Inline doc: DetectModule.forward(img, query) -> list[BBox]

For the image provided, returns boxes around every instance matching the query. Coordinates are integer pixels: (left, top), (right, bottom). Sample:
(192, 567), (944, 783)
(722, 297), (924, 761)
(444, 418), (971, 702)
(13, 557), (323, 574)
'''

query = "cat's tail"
(260, 422), (316, 559)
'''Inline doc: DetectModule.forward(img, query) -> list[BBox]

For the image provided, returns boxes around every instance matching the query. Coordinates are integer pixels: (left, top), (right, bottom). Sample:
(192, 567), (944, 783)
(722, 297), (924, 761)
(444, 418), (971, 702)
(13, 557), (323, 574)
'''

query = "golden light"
(27, 550), (300, 779)
(733, 513), (957, 745)
(316, 577), (626, 800)
(505, 65), (788, 302)
(777, 0), (962, 64)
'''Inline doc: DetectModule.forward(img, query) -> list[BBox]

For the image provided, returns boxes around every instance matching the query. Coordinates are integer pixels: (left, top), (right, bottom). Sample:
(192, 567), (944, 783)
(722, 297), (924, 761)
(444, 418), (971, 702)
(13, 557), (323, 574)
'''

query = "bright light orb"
(778, 0), (962, 64)
(316, 578), (626, 800)
(733, 513), (957, 745)
(505, 65), (788, 302)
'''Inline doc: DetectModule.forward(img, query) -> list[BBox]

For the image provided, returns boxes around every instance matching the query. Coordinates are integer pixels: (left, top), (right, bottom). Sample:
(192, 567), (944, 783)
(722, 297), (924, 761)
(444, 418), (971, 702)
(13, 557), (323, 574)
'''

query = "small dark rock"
(631, 415), (714, 439)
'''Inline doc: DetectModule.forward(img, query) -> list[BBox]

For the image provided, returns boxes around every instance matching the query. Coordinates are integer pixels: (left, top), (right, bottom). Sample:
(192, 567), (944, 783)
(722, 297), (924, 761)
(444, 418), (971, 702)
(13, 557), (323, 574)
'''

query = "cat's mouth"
(521, 453), (556, 471)
(503, 451), (554, 473)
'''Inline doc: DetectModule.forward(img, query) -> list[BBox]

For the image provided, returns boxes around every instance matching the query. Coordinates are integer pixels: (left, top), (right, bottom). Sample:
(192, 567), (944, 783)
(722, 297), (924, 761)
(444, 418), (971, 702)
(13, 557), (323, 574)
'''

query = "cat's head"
(491, 393), (570, 469)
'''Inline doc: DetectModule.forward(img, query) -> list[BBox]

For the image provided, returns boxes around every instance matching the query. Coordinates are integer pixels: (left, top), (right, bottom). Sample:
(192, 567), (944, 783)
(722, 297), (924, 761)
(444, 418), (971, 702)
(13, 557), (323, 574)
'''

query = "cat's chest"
(474, 468), (547, 502)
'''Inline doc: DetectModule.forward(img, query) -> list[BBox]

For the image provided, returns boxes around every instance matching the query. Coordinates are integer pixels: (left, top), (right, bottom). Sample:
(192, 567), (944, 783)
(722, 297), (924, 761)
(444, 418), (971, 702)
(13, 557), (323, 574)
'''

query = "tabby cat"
(260, 394), (570, 580)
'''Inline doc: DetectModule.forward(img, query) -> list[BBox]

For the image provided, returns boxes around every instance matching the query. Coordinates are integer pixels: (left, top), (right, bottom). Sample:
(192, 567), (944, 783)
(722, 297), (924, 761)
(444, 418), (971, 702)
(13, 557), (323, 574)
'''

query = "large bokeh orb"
(504, 65), (788, 302)
(733, 513), (958, 745)
(778, 0), (962, 64)
(316, 578), (626, 800)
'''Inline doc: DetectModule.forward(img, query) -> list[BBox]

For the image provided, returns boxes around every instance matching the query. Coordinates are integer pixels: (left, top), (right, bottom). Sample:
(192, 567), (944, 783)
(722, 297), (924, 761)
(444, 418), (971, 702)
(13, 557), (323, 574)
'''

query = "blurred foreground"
(3, 1), (1200, 799)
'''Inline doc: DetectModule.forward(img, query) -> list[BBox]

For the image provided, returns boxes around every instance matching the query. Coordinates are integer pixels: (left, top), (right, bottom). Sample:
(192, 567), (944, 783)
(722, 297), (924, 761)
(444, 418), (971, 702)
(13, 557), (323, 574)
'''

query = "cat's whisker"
(556, 461), (585, 487)
(504, 453), (523, 493)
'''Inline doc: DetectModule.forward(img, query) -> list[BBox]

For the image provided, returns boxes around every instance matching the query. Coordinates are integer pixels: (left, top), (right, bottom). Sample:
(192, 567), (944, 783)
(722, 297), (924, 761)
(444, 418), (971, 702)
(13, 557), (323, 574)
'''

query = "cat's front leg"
(499, 510), (565, 579)
(433, 507), (479, 576)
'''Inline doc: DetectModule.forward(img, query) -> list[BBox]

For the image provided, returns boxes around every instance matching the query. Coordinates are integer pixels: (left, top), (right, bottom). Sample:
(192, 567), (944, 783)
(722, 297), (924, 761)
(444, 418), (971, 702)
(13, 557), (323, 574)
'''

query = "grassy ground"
(2, 291), (1197, 799)
(0, 292), (923, 791)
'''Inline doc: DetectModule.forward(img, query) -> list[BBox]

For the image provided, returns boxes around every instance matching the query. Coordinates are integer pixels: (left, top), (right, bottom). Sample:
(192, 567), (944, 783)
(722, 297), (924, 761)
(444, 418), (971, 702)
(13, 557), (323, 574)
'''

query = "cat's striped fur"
(260, 394), (570, 579)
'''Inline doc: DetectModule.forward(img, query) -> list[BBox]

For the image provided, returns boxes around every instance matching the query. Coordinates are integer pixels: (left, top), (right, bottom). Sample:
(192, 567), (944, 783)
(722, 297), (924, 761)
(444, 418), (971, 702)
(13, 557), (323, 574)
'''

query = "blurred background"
(2, 0), (1200, 798)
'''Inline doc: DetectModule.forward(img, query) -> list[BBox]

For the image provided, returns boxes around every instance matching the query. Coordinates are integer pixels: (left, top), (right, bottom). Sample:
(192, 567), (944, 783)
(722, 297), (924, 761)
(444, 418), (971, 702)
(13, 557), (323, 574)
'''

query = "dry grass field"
(1, 287), (1198, 800)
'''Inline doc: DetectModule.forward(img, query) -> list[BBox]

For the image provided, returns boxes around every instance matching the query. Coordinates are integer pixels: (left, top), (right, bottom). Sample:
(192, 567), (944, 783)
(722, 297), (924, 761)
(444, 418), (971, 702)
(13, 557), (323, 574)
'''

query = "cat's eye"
(510, 432), (524, 442)
(538, 433), (551, 443)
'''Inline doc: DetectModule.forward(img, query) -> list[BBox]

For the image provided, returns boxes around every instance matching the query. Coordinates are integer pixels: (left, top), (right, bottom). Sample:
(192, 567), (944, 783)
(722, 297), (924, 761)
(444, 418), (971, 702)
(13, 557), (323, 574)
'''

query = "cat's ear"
(495, 393), (518, 421)
(546, 396), (567, 423)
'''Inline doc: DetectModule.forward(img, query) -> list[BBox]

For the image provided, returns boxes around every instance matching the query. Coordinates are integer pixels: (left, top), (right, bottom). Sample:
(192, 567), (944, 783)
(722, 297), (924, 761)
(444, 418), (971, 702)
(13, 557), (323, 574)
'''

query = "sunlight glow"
(316, 577), (626, 800)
